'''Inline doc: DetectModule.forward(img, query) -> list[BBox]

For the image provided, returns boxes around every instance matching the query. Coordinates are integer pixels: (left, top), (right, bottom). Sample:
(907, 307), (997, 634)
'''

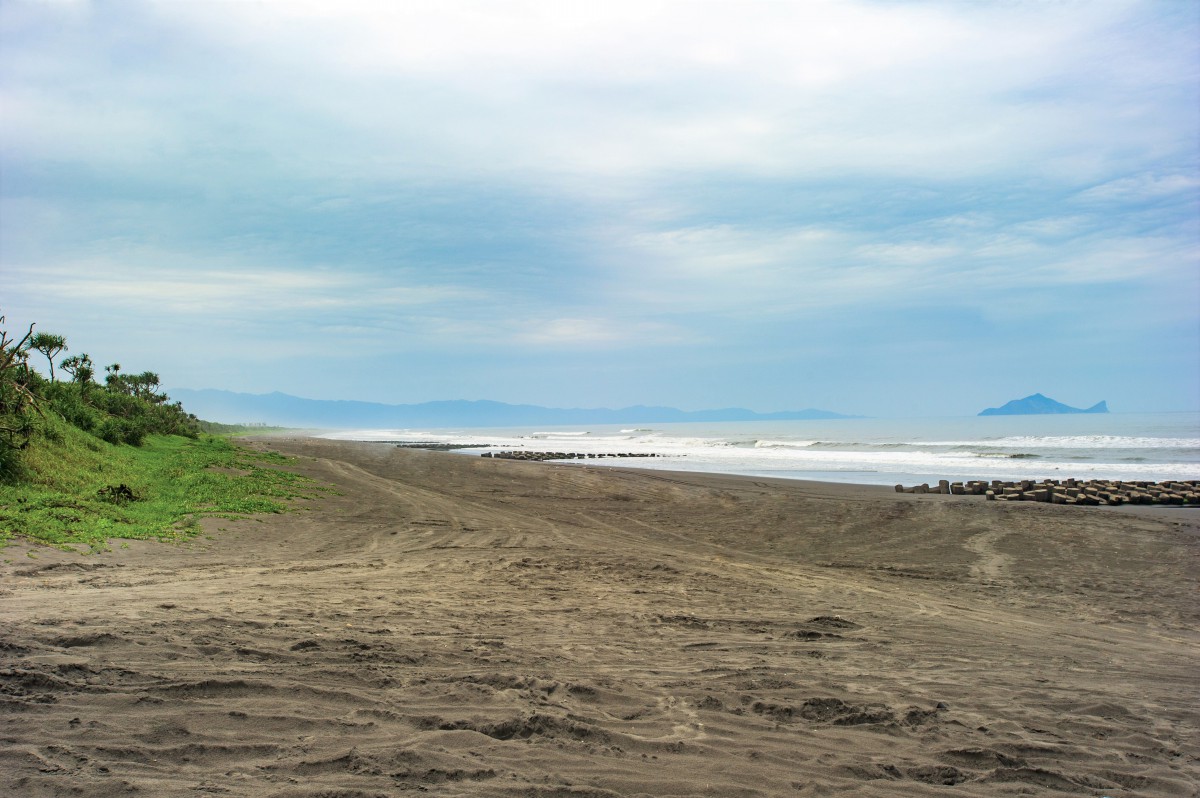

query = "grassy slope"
(0, 417), (321, 550)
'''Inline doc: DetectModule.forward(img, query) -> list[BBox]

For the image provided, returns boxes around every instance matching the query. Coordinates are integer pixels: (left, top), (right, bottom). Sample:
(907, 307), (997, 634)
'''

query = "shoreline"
(2, 435), (1197, 796)
(313, 412), (1200, 488)
(300, 435), (1200, 518)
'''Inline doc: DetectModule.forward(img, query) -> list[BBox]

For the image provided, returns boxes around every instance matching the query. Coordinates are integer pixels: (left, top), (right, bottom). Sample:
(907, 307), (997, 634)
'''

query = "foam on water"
(321, 412), (1200, 486)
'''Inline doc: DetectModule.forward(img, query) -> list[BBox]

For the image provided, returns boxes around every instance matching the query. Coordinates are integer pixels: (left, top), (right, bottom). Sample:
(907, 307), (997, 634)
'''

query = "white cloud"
(8, 0), (1189, 187)
(0, 88), (178, 165)
(629, 225), (834, 274)
(854, 243), (960, 266)
(2, 0), (1196, 410)
(1075, 173), (1200, 203)
(508, 317), (692, 348)
(33, 0), (1160, 185)
(1037, 235), (1198, 286)
(4, 258), (477, 317)
(1009, 216), (1092, 238)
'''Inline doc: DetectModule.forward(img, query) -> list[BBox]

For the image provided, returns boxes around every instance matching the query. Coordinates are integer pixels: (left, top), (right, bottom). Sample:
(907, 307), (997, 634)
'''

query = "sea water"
(321, 412), (1200, 487)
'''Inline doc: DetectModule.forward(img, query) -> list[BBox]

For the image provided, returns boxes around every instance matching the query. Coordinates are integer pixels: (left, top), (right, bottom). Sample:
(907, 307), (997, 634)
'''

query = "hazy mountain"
(979, 393), (1109, 416)
(168, 388), (858, 428)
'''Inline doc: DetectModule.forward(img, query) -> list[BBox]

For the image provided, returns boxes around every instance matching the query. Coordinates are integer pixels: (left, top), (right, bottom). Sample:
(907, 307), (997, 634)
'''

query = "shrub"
(0, 438), (23, 483)
(43, 382), (99, 433)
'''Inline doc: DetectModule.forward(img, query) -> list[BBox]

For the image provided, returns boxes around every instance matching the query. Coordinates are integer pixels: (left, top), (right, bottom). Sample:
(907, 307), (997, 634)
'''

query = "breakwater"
(482, 451), (662, 462)
(392, 442), (493, 451)
(896, 478), (1199, 506)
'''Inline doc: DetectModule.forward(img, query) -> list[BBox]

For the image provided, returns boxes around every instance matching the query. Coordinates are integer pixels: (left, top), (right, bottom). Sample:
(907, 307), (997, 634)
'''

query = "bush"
(1, 315), (201, 468)
(97, 418), (122, 445)
(121, 420), (147, 447)
(0, 439), (24, 483)
(42, 382), (99, 433)
(98, 417), (149, 446)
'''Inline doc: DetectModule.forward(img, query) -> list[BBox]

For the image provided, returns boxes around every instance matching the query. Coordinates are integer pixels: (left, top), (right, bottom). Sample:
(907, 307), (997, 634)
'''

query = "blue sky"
(2, 0), (1197, 417)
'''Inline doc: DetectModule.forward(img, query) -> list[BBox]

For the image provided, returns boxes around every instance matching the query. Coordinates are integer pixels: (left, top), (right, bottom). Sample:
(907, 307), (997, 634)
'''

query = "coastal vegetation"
(0, 313), (317, 550)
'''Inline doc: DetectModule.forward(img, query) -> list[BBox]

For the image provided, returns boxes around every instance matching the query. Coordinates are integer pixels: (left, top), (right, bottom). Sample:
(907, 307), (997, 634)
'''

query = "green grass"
(0, 418), (322, 551)
(196, 422), (299, 435)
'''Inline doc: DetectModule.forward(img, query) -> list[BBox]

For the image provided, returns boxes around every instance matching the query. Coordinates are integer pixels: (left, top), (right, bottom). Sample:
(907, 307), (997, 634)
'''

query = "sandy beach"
(2, 436), (1197, 797)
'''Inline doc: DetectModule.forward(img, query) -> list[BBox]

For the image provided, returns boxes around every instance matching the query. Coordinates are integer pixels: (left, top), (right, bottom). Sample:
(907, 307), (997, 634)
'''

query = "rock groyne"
(393, 442), (493, 451)
(483, 451), (662, 462)
(895, 478), (1199, 506)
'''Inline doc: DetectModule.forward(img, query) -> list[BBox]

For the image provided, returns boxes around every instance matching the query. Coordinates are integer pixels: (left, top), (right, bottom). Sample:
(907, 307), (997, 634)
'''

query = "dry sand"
(2, 436), (1197, 797)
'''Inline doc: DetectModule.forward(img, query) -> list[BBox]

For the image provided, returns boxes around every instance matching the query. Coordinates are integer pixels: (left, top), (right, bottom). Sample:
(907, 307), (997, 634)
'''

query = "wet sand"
(2, 436), (1198, 797)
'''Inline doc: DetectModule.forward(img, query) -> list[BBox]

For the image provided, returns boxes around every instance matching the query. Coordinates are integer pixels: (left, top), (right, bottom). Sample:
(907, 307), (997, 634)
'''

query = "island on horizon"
(979, 393), (1109, 416)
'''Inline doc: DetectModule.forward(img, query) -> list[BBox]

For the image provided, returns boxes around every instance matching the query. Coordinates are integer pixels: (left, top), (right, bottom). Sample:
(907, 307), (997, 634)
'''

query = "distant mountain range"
(979, 393), (1109, 416)
(168, 388), (860, 428)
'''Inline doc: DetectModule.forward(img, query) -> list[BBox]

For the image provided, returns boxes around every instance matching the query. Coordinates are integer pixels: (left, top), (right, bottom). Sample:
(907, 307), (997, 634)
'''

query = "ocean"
(321, 411), (1200, 487)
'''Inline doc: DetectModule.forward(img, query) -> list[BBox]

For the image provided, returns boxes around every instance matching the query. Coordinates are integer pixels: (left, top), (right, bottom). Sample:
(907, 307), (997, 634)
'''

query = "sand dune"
(2, 437), (1197, 796)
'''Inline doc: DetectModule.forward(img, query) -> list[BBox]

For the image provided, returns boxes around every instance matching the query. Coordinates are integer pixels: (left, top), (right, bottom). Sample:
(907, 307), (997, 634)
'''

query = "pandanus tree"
(105, 363), (123, 392)
(127, 371), (164, 402)
(0, 314), (40, 450)
(61, 353), (96, 390)
(27, 332), (67, 382)
(104, 363), (165, 402)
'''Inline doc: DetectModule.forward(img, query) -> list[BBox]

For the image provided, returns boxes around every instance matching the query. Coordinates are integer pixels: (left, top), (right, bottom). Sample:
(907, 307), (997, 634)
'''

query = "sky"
(1, 0), (1198, 417)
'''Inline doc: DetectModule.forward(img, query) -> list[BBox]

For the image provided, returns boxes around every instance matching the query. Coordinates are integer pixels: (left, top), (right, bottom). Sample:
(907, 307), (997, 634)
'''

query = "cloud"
(1075, 173), (1200, 203)
(1, 0), (1196, 411)
(508, 317), (693, 349)
(4, 258), (478, 319)
(854, 243), (961, 266)
(7, 0), (1186, 185)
